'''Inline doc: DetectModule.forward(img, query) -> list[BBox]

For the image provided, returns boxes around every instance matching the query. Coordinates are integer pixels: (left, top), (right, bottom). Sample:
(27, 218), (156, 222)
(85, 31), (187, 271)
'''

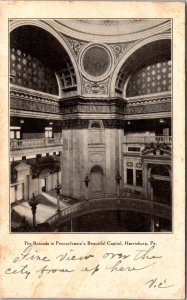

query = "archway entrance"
(90, 165), (104, 195)
(41, 178), (47, 192)
(152, 180), (171, 205)
(150, 165), (171, 206)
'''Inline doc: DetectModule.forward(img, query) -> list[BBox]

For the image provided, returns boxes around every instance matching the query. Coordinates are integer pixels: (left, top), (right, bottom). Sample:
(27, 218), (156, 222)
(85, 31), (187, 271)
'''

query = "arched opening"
(90, 121), (103, 129)
(115, 39), (171, 97)
(55, 211), (152, 232)
(10, 25), (78, 95)
(39, 169), (52, 193)
(150, 165), (170, 177)
(90, 165), (104, 194)
(150, 165), (171, 206)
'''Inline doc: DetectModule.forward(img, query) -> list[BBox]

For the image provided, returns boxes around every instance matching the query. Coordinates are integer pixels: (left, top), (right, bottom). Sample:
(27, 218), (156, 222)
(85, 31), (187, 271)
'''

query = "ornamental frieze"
(82, 77), (109, 95)
(78, 105), (116, 114)
(62, 104), (117, 114)
(10, 97), (60, 114)
(60, 119), (126, 129)
(125, 101), (171, 115)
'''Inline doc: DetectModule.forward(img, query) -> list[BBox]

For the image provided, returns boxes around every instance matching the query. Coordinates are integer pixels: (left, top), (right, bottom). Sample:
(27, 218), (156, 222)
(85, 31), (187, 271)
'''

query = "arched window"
(10, 25), (77, 95)
(115, 39), (171, 97)
(150, 165), (170, 177)
(88, 120), (104, 129)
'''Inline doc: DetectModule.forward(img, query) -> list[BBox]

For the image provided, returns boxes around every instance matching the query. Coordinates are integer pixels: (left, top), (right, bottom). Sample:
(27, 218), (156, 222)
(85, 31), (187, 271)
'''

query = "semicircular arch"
(109, 33), (171, 97)
(10, 19), (81, 95)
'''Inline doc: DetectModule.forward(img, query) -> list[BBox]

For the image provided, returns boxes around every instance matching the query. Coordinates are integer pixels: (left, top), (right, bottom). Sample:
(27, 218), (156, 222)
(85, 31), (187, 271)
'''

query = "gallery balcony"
(123, 135), (172, 154)
(10, 137), (63, 150)
(10, 137), (63, 160)
(123, 136), (172, 144)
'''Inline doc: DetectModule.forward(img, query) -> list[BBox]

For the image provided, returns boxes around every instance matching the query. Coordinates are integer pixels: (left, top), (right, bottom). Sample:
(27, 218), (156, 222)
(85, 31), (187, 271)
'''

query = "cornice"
(10, 85), (60, 103)
(125, 91), (171, 101)
(10, 109), (62, 120)
(127, 94), (171, 106)
(59, 95), (126, 104)
(10, 86), (171, 120)
(124, 112), (171, 120)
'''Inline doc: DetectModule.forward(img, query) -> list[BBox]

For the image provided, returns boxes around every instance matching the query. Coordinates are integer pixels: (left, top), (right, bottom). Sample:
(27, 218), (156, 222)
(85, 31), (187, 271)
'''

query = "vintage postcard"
(0, 1), (185, 299)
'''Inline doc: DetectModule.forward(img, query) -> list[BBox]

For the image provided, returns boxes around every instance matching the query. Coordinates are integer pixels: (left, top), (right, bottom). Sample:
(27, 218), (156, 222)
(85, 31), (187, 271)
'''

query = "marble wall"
(61, 128), (124, 199)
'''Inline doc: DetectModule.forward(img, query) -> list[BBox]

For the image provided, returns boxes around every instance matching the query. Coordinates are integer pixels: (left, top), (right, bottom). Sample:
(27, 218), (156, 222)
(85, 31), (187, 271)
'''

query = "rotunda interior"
(9, 18), (172, 232)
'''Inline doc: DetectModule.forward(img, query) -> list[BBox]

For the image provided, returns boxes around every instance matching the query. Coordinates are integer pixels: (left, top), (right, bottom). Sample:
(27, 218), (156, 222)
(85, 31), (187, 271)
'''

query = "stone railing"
(10, 138), (63, 150)
(46, 197), (172, 227)
(123, 136), (172, 144)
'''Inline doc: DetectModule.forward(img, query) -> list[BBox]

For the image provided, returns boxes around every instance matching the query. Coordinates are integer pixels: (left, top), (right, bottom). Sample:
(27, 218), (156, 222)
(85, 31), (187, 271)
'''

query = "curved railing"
(10, 137), (62, 150)
(46, 197), (171, 227)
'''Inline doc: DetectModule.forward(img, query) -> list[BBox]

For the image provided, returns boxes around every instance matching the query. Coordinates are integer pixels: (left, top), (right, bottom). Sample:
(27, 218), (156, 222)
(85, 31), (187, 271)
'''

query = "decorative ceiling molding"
(47, 19), (171, 43)
(109, 42), (136, 60)
(62, 34), (87, 60)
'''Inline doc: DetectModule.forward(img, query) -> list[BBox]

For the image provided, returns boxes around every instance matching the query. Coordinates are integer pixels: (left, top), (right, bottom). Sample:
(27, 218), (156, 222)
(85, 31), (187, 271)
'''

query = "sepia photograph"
(1, 2), (185, 299)
(9, 18), (172, 233)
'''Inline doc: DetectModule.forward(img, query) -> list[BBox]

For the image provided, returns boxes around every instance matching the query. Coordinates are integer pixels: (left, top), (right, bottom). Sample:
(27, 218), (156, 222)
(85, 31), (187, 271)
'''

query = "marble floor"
(11, 191), (71, 227)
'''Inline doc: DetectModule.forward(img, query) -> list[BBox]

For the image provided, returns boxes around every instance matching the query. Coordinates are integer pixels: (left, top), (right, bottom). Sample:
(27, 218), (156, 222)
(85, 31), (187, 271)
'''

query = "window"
(16, 131), (20, 139)
(127, 169), (133, 185)
(45, 127), (53, 138)
(136, 170), (143, 186)
(10, 131), (14, 139)
(128, 147), (141, 152)
(10, 127), (21, 139)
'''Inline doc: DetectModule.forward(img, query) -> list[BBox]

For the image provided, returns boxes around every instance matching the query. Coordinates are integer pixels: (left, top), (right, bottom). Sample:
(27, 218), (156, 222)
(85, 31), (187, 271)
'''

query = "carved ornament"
(82, 77), (109, 95)
(109, 42), (135, 60)
(125, 101), (171, 115)
(63, 35), (87, 59)
(142, 142), (171, 156)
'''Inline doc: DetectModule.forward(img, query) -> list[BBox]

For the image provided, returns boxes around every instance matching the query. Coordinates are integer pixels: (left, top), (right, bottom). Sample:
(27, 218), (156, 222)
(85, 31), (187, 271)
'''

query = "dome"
(52, 19), (171, 42)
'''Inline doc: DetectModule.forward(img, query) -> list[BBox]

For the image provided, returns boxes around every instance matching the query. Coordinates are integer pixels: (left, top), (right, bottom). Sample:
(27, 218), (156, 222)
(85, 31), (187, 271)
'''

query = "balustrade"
(46, 197), (172, 227)
(123, 136), (172, 144)
(10, 137), (63, 150)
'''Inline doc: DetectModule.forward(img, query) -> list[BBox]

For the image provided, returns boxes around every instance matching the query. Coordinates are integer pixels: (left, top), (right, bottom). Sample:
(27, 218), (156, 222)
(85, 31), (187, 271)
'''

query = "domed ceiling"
(53, 19), (171, 42)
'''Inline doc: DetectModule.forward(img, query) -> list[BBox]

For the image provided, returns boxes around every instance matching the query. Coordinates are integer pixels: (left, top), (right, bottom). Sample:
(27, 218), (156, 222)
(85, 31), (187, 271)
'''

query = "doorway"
(90, 165), (104, 194)
(41, 178), (47, 192)
(150, 165), (171, 205)
(152, 180), (171, 205)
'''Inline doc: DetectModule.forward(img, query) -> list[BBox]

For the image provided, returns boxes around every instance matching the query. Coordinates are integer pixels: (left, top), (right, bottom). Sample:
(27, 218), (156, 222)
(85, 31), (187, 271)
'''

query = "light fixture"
(159, 119), (165, 124)
(127, 121), (131, 125)
(49, 121), (53, 125)
(20, 119), (24, 124)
